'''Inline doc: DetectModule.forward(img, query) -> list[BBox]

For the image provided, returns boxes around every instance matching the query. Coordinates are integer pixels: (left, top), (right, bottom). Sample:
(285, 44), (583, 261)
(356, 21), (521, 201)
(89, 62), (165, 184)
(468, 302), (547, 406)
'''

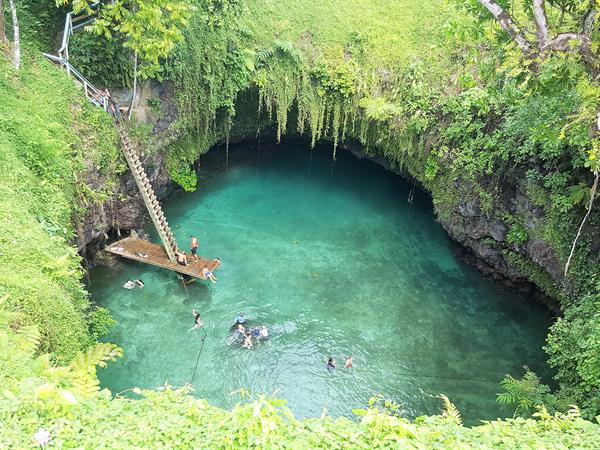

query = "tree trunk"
(477, 0), (531, 53)
(7, 0), (18, 70)
(532, 0), (549, 47)
(128, 51), (137, 121)
(0, 0), (7, 47)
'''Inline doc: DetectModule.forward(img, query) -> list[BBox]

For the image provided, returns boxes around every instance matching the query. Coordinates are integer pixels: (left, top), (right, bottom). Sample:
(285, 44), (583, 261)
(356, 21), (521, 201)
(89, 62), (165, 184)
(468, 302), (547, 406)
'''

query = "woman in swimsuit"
(202, 267), (217, 283)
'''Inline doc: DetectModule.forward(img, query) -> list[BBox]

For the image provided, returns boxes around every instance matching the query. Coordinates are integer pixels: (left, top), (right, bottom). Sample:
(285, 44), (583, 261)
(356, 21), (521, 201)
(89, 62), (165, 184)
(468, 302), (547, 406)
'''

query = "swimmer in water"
(327, 357), (336, 372)
(188, 309), (203, 332)
(122, 280), (135, 289)
(242, 331), (253, 349)
(250, 327), (261, 338)
(234, 313), (247, 325)
(344, 355), (353, 369)
(135, 279), (145, 287)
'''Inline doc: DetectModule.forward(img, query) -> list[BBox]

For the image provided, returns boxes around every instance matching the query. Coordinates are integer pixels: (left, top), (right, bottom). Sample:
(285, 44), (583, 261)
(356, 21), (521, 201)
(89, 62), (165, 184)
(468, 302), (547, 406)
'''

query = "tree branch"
(582, 0), (596, 36)
(477, 0), (532, 53)
(532, 0), (549, 47)
(542, 33), (596, 65)
(564, 169), (599, 276)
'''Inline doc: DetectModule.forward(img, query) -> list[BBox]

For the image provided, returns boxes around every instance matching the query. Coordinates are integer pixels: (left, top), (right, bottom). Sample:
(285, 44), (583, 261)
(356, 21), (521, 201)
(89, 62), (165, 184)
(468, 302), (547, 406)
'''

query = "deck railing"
(58, 2), (100, 65)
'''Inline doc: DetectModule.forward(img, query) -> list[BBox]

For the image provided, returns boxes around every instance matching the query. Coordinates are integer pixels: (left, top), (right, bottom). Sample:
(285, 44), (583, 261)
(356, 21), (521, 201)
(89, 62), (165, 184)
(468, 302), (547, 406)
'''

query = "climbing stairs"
(115, 123), (179, 263)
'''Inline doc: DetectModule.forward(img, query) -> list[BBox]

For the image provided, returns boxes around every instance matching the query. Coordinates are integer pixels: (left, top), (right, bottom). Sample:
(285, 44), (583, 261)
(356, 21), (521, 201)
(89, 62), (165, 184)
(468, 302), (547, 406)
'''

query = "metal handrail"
(42, 53), (112, 114)
(43, 2), (125, 120)
(58, 2), (100, 60)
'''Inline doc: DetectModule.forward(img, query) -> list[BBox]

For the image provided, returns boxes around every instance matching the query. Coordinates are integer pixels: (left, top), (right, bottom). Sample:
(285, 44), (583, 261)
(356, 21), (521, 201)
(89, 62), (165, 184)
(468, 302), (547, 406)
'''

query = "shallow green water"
(91, 141), (552, 423)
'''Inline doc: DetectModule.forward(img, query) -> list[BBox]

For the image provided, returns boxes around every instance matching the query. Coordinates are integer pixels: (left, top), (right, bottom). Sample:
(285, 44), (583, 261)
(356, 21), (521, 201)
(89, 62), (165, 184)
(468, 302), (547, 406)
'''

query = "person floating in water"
(202, 267), (217, 283)
(122, 280), (135, 289)
(344, 355), (353, 369)
(327, 357), (336, 372)
(135, 279), (145, 288)
(190, 236), (199, 261)
(176, 250), (188, 266)
(234, 313), (247, 325)
(242, 331), (253, 349)
(188, 309), (203, 332)
(250, 326), (269, 340)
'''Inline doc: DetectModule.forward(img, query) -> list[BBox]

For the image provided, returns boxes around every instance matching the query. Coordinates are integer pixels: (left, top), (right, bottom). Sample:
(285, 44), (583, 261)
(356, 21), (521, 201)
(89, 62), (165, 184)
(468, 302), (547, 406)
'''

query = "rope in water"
(190, 332), (208, 385)
(179, 274), (191, 301)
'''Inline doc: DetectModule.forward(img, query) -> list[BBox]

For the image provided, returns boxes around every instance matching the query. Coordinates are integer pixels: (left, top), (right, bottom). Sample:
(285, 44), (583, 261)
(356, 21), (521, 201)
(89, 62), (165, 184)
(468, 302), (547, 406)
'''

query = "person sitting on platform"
(122, 280), (135, 289)
(176, 250), (188, 266)
(202, 267), (217, 283)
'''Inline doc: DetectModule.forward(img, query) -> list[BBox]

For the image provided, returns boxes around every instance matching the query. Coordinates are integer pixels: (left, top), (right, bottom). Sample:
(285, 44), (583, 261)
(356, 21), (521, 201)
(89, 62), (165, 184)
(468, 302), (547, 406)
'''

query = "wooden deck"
(105, 237), (220, 279)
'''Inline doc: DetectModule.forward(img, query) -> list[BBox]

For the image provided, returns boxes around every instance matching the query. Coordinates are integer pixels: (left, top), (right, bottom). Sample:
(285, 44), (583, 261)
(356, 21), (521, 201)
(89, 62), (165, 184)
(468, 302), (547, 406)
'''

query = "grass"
(243, 0), (450, 69)
(0, 51), (119, 361)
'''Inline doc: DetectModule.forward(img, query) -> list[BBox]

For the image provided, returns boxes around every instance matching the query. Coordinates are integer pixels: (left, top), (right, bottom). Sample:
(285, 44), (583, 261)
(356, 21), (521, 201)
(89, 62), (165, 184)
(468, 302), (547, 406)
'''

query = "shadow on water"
(90, 139), (553, 425)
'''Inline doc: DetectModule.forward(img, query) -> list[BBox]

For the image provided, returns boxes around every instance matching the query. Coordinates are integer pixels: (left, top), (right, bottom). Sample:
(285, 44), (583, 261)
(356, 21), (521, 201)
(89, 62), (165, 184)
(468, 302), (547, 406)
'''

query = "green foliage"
(2, 316), (600, 448)
(507, 222), (529, 246)
(0, 52), (119, 361)
(147, 96), (161, 115)
(88, 307), (116, 340)
(497, 369), (559, 418)
(69, 32), (134, 87)
(169, 164), (197, 192)
(546, 292), (600, 418)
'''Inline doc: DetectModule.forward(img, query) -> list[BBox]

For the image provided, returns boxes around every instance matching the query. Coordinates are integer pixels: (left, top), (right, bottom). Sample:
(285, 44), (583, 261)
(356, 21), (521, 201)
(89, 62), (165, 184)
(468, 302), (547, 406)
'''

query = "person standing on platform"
(190, 236), (199, 261)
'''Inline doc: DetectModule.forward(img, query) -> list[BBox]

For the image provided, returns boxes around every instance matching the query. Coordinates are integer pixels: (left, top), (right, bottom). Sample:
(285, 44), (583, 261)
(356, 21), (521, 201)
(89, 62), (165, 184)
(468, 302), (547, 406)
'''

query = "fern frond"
(256, 47), (274, 64)
(439, 394), (462, 425)
(70, 343), (123, 373)
(15, 324), (41, 356)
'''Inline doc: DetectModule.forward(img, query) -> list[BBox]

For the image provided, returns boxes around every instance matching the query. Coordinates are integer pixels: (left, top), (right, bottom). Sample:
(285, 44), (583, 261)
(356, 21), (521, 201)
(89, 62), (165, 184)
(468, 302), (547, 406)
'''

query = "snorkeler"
(135, 279), (145, 287)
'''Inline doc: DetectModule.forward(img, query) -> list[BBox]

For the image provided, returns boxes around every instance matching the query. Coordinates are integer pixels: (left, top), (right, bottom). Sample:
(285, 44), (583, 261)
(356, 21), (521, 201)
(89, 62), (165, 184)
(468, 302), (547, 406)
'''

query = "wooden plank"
(105, 237), (220, 280)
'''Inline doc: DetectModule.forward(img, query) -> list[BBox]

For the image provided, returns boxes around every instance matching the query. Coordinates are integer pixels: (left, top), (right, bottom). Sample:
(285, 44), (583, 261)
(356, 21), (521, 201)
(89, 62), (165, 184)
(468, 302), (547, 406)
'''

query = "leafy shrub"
(507, 223), (528, 246)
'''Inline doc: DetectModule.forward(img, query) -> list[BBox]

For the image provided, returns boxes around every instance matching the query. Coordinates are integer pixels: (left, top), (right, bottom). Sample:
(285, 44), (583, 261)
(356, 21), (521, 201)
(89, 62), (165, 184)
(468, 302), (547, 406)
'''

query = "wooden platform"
(105, 237), (220, 280)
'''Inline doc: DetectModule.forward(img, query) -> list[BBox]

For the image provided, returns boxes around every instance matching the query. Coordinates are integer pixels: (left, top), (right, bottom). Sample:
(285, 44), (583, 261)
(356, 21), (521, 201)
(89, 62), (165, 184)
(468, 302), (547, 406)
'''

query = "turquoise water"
(90, 141), (552, 423)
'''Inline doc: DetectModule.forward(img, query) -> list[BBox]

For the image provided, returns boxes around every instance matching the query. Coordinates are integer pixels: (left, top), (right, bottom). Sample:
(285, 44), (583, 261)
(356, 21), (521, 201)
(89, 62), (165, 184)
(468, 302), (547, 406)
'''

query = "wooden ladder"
(115, 122), (179, 263)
